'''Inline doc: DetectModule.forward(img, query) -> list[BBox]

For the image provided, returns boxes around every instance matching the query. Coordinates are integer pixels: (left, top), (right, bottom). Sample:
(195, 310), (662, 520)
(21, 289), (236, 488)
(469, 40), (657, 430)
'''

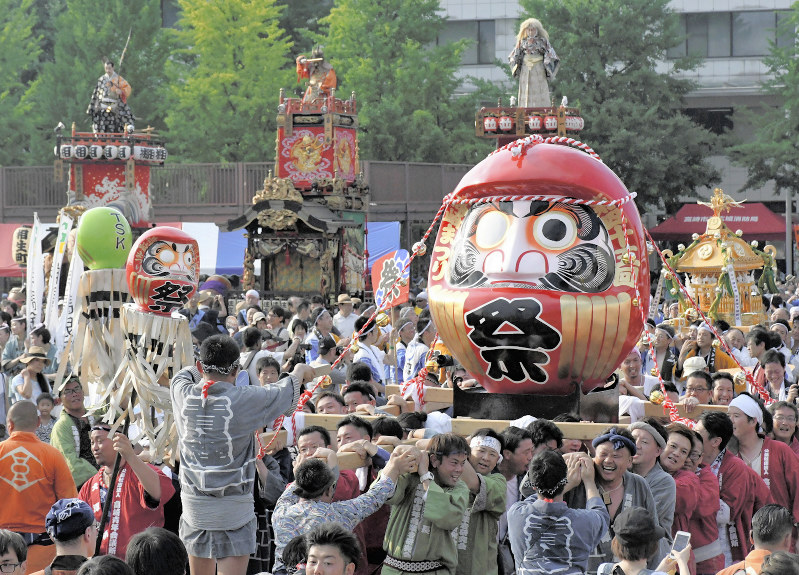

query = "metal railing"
(0, 161), (473, 224)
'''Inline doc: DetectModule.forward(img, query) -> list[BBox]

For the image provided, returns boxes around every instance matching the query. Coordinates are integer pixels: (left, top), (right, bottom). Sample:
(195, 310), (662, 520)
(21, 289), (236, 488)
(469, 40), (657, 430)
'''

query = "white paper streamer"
(26, 214), (44, 327)
(727, 263), (742, 326)
(649, 270), (666, 320)
(55, 247), (84, 354)
(45, 216), (73, 336)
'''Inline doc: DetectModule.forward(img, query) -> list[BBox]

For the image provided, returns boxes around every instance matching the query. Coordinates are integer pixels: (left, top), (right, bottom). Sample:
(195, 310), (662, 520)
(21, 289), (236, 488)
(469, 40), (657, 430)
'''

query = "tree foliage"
(520, 0), (719, 213)
(0, 0), (41, 165)
(22, 0), (171, 163)
(729, 8), (799, 196)
(276, 0), (333, 58)
(164, 0), (294, 163)
(323, 0), (494, 164)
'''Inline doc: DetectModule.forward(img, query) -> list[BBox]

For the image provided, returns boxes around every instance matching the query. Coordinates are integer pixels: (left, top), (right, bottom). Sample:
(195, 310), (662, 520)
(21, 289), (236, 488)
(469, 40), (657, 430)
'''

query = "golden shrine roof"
(676, 214), (764, 273)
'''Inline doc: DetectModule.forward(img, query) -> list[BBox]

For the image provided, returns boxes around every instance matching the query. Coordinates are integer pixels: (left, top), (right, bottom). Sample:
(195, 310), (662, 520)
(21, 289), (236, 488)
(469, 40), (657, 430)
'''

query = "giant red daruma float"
(428, 138), (649, 395)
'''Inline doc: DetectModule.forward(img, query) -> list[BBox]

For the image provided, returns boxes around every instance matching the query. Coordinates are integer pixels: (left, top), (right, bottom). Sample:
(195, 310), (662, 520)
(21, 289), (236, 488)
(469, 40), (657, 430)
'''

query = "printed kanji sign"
(465, 297), (561, 384)
(371, 250), (410, 309)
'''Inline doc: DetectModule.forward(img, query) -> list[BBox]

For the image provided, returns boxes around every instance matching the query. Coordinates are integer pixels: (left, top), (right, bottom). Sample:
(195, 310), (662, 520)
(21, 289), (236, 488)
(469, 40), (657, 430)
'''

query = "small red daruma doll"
(126, 227), (200, 316)
(427, 139), (649, 395)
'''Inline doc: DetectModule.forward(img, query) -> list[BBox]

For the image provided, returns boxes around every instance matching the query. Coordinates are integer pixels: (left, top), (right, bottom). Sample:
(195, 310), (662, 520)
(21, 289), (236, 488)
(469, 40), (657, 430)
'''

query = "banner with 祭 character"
(371, 249), (410, 309)
(427, 137), (649, 404)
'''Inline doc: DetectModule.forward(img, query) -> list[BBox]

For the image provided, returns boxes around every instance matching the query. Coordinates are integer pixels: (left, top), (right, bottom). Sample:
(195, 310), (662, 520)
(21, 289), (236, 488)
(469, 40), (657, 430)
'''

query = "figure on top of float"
(295, 45), (337, 104)
(87, 57), (136, 133)
(509, 18), (560, 107)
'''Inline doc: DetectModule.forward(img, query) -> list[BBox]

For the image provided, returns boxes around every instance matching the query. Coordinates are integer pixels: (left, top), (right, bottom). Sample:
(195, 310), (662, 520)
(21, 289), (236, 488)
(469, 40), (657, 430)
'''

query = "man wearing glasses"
(679, 371), (713, 414)
(50, 378), (99, 489)
(0, 531), (27, 575)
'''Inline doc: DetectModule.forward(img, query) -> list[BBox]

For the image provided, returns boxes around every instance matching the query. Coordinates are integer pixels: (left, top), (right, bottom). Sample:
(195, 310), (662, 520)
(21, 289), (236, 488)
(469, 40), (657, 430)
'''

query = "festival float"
(13, 55), (199, 464)
(226, 47), (369, 299)
(54, 57), (166, 229)
(395, 19), (651, 421)
(656, 188), (777, 332)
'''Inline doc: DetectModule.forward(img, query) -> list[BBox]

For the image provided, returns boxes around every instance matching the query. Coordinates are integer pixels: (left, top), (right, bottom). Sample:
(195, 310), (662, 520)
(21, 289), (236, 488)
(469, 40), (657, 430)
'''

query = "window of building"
(668, 10), (791, 59)
(439, 20), (496, 65)
(685, 108), (733, 135)
(732, 11), (775, 57)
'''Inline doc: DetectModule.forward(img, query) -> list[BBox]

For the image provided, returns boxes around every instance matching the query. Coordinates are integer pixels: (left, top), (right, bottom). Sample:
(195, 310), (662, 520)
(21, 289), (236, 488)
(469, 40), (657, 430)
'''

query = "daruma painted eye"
(532, 212), (578, 251)
(156, 245), (177, 265)
(474, 210), (509, 249)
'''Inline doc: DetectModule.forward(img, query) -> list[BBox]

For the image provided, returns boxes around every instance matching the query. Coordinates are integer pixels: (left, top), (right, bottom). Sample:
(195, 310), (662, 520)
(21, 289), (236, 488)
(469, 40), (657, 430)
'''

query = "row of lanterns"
(482, 114), (584, 133)
(54, 144), (167, 162)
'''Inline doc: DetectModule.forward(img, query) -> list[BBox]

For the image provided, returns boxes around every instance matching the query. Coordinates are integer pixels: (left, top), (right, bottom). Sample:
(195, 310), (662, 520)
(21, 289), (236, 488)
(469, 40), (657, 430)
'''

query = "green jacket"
(50, 410), (98, 488)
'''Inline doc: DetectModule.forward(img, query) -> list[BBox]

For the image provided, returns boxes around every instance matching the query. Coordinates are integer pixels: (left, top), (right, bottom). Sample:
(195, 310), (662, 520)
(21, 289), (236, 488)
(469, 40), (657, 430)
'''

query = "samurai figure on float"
(87, 57), (135, 133)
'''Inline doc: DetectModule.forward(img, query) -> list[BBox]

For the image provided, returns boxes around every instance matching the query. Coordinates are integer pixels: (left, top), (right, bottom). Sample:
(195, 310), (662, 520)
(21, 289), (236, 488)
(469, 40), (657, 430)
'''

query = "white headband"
(313, 309), (330, 326)
(698, 322), (713, 335)
(470, 436), (503, 463)
(397, 320), (413, 332)
(729, 395), (764, 426)
(359, 322), (376, 336)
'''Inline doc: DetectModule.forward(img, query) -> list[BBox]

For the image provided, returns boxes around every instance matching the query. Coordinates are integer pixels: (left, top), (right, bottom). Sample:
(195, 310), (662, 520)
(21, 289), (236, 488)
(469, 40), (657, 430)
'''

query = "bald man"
(0, 402), (77, 573)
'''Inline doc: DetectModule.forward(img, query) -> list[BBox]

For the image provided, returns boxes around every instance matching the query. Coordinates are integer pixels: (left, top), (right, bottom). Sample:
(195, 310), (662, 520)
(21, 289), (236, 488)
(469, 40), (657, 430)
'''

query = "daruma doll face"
(126, 227), (200, 316)
(428, 141), (649, 395)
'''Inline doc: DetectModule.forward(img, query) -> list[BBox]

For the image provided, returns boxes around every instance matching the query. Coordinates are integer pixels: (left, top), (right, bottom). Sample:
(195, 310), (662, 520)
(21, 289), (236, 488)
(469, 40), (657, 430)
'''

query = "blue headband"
(592, 427), (637, 455)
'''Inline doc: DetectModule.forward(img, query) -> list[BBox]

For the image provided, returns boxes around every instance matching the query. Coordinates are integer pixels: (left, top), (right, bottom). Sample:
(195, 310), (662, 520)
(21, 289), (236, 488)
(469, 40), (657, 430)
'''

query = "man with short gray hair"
(716, 504), (794, 575)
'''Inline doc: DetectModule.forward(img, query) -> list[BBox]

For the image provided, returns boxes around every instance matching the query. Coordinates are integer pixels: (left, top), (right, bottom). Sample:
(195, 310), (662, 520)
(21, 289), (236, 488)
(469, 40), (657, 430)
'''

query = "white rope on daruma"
(444, 192), (637, 208)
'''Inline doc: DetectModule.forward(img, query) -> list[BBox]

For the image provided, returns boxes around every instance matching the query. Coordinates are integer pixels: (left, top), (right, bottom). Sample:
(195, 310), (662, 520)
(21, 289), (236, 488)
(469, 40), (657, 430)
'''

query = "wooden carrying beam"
(385, 385), (454, 404)
(643, 401), (728, 421)
(299, 414), (627, 441)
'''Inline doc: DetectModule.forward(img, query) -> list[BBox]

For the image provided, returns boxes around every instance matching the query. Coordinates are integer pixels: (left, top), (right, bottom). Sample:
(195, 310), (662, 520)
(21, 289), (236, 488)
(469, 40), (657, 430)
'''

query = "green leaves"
(164, 0), (293, 162)
(21, 0), (172, 162)
(322, 0), (494, 163)
(0, 0), (41, 165)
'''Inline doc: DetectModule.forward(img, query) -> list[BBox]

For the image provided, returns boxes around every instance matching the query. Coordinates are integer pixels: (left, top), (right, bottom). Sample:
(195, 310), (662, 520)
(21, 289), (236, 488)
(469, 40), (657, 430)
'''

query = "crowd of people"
(3, 280), (799, 575)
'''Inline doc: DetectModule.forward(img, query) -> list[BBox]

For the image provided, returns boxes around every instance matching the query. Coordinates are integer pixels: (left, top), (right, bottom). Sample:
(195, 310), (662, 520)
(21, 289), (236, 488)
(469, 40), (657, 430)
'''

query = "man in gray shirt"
(171, 334), (314, 575)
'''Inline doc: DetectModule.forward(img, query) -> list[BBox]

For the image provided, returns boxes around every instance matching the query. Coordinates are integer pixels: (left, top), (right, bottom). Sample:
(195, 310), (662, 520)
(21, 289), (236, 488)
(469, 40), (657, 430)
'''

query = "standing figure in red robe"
(296, 45), (337, 105)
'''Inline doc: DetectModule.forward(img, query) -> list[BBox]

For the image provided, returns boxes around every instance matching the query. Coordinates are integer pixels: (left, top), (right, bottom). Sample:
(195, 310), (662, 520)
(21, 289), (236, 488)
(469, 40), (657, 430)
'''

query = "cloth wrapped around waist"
(181, 493), (254, 531)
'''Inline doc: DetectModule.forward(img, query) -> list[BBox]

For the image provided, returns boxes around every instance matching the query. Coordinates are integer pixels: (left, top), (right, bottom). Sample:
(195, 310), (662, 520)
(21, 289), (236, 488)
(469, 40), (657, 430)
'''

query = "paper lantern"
(60, 145), (73, 159)
(11, 226), (32, 268)
(427, 141), (649, 395)
(74, 145), (88, 159)
(498, 116), (514, 132)
(566, 116), (585, 131)
(527, 116), (542, 131)
(544, 116), (558, 131)
(483, 117), (497, 132)
(104, 145), (118, 160)
(117, 146), (131, 160)
(76, 207), (133, 270)
(126, 227), (200, 316)
(89, 145), (103, 159)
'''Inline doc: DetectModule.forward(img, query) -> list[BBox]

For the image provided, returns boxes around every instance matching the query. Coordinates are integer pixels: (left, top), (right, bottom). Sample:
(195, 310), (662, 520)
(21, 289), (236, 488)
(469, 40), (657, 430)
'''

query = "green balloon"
(76, 207), (133, 269)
